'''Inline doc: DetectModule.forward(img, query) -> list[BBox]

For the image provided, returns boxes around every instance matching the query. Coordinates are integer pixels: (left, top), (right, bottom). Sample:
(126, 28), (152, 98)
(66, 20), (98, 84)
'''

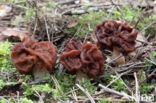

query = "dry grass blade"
(44, 16), (50, 41)
(0, 97), (9, 103)
(76, 84), (95, 103)
(71, 87), (78, 101)
(51, 75), (63, 94)
(134, 72), (140, 103)
(98, 84), (136, 101)
(34, 90), (44, 103)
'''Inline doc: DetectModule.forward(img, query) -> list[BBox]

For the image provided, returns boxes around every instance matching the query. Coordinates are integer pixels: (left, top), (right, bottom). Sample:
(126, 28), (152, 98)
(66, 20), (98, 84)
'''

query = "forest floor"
(0, 0), (156, 103)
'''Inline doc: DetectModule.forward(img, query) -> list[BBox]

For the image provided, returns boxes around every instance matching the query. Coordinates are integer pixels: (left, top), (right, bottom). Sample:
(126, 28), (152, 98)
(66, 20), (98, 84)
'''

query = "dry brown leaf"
(0, 28), (29, 41)
(136, 32), (146, 46)
(0, 5), (12, 18)
(106, 55), (112, 63)
(67, 20), (79, 28)
(129, 51), (136, 57)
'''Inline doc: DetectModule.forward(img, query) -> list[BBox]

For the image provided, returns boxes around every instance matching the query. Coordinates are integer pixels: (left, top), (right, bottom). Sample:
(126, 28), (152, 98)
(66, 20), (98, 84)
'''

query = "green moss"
(54, 70), (76, 93)
(0, 41), (13, 72)
(65, 11), (106, 37)
(0, 100), (7, 103)
(24, 9), (35, 23)
(111, 5), (141, 22)
(20, 98), (33, 103)
(111, 5), (156, 35)
(0, 80), (18, 91)
(100, 101), (111, 103)
(102, 75), (127, 92)
(140, 84), (154, 94)
(80, 79), (96, 95)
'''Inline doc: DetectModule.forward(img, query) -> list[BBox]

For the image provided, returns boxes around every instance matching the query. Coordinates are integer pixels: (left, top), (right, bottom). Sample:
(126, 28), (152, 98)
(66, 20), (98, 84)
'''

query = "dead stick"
(98, 84), (136, 101)
(76, 84), (95, 103)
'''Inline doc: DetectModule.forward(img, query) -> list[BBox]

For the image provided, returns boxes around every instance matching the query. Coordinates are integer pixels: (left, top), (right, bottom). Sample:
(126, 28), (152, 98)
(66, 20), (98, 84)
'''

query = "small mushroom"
(95, 20), (138, 65)
(60, 41), (105, 81)
(60, 41), (86, 82)
(11, 36), (58, 80)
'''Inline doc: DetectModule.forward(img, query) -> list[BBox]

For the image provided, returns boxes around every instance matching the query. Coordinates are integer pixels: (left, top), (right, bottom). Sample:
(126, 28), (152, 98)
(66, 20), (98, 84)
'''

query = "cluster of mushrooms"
(11, 20), (138, 80)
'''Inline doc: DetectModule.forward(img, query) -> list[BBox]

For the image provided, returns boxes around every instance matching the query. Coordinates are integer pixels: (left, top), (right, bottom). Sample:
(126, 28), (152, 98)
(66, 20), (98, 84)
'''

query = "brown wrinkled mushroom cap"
(80, 43), (105, 79)
(11, 37), (58, 75)
(60, 41), (82, 74)
(95, 20), (138, 53)
(60, 41), (105, 79)
(60, 50), (82, 74)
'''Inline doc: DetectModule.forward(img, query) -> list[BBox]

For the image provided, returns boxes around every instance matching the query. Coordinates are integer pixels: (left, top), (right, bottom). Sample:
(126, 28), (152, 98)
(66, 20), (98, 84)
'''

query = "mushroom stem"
(33, 68), (50, 81)
(112, 47), (125, 65)
(76, 70), (88, 83)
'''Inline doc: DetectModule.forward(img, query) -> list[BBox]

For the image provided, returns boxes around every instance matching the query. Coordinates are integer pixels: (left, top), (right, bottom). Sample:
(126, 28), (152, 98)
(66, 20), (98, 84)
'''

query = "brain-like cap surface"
(60, 41), (82, 74)
(60, 41), (105, 79)
(95, 20), (138, 53)
(11, 37), (58, 75)
(65, 41), (82, 52)
(80, 43), (105, 79)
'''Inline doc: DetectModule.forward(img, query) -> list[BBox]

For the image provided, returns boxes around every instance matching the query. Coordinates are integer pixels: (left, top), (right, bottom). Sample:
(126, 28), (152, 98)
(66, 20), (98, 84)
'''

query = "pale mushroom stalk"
(76, 70), (88, 83)
(112, 47), (125, 65)
(33, 68), (50, 81)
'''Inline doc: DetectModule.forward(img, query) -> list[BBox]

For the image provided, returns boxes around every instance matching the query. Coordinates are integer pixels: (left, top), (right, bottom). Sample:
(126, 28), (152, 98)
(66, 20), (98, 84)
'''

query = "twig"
(11, 4), (29, 10)
(0, 97), (9, 103)
(117, 62), (146, 72)
(140, 21), (156, 33)
(108, 54), (123, 64)
(34, 90), (44, 103)
(63, 6), (110, 15)
(70, 25), (82, 41)
(17, 91), (20, 103)
(146, 59), (156, 65)
(56, 0), (75, 5)
(134, 72), (140, 103)
(44, 16), (50, 41)
(141, 69), (156, 83)
(109, 68), (132, 94)
(136, 39), (152, 45)
(98, 84), (136, 101)
(107, 5), (115, 19)
(97, 70), (132, 96)
(76, 84), (95, 103)
(51, 75), (62, 94)
(72, 87), (78, 101)
(28, 80), (47, 85)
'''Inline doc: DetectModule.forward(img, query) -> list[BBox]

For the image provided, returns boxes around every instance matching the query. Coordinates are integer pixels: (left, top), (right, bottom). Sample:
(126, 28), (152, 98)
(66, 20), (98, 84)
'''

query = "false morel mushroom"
(95, 20), (138, 53)
(11, 36), (58, 80)
(60, 41), (105, 80)
(95, 20), (138, 65)
(81, 43), (105, 79)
